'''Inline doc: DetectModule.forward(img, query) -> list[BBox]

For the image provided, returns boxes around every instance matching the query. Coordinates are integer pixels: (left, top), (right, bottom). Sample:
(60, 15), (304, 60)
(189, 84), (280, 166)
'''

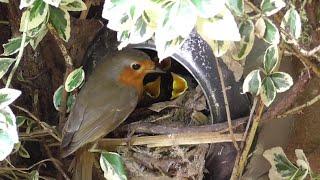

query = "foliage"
(0, 0), (313, 178)
(263, 147), (320, 180)
(100, 151), (127, 180)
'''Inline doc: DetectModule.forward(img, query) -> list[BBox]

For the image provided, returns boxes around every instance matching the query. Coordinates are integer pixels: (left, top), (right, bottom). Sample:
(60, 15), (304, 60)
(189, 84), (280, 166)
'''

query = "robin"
(61, 49), (162, 180)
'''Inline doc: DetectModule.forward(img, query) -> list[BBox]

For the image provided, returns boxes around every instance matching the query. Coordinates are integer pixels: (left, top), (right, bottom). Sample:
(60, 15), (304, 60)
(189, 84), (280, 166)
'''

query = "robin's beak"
(148, 67), (165, 73)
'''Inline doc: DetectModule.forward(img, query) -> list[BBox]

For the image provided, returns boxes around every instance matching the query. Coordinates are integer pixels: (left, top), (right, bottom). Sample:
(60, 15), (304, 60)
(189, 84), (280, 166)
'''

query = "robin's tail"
(72, 147), (94, 180)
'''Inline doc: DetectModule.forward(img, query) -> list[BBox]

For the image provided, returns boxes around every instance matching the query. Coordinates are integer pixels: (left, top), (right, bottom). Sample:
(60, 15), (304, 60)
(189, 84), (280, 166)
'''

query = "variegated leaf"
(2, 36), (31, 56)
(261, 77), (276, 106)
(0, 58), (15, 80)
(270, 72), (293, 93)
(60, 0), (87, 11)
(226, 0), (244, 16)
(263, 45), (279, 74)
(263, 18), (280, 44)
(19, 0), (36, 9)
(280, 8), (301, 44)
(189, 0), (226, 18)
(243, 69), (261, 96)
(49, 6), (71, 41)
(100, 151), (127, 180)
(261, 0), (286, 16)
(232, 19), (254, 60)
(155, 35), (185, 60)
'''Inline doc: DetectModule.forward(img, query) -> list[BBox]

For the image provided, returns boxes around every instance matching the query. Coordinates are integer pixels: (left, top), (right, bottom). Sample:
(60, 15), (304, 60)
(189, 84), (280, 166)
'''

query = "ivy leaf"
(128, 12), (155, 44)
(232, 19), (255, 60)
(60, 0), (87, 11)
(53, 85), (76, 112)
(208, 40), (230, 57)
(2, 36), (31, 56)
(157, 0), (197, 41)
(262, 18), (280, 44)
(243, 69), (262, 96)
(295, 149), (311, 178)
(102, 0), (131, 21)
(16, 116), (28, 127)
(43, 0), (61, 7)
(263, 45), (279, 74)
(65, 67), (85, 92)
(270, 72), (293, 93)
(0, 88), (22, 109)
(280, 8), (301, 44)
(196, 8), (241, 42)
(189, 0), (226, 18)
(260, 0), (286, 16)
(49, 6), (71, 42)
(30, 25), (48, 49)
(19, 0), (36, 9)
(0, 58), (15, 80)
(29, 170), (39, 180)
(261, 77), (276, 106)
(20, 0), (49, 31)
(226, 0), (244, 16)
(18, 145), (30, 158)
(0, 106), (19, 161)
(263, 147), (308, 180)
(255, 17), (266, 39)
(155, 35), (185, 60)
(100, 151), (127, 180)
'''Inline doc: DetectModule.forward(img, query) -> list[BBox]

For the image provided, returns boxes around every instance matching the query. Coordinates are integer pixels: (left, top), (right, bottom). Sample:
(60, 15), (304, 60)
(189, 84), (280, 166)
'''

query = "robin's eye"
(131, 63), (141, 70)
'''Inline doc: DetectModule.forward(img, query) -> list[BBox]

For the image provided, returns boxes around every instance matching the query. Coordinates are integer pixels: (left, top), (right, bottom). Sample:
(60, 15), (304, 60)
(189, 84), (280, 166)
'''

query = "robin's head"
(97, 49), (162, 94)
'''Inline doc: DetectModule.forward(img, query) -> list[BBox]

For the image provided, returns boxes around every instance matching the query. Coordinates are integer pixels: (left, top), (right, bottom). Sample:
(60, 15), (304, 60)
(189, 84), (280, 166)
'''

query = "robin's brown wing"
(61, 81), (138, 157)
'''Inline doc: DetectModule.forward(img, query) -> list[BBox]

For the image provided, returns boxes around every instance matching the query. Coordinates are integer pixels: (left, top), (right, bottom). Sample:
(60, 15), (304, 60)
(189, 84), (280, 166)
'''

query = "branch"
(47, 24), (74, 130)
(99, 132), (244, 148)
(5, 12), (29, 88)
(215, 58), (240, 151)
(231, 99), (264, 179)
(277, 93), (320, 118)
(12, 105), (61, 142)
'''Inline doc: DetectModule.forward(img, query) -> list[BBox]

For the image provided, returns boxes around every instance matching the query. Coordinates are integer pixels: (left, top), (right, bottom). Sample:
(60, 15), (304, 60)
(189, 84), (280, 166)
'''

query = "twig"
(215, 58), (239, 151)
(80, 0), (91, 19)
(43, 144), (70, 180)
(5, 12), (29, 88)
(0, 20), (9, 25)
(12, 105), (61, 142)
(231, 99), (264, 179)
(99, 132), (244, 148)
(277, 93), (320, 119)
(118, 116), (248, 135)
(242, 97), (258, 144)
(47, 24), (74, 130)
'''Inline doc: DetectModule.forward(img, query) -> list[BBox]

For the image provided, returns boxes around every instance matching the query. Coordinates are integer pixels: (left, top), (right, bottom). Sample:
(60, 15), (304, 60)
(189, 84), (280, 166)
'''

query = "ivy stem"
(5, 12), (30, 88)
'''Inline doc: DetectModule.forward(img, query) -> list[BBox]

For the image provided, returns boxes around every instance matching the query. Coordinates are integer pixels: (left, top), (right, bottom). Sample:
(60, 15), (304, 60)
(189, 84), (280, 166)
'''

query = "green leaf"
(189, 0), (226, 18)
(2, 36), (31, 56)
(155, 35), (185, 60)
(208, 40), (230, 57)
(196, 8), (241, 42)
(242, 69), (262, 96)
(226, 0), (244, 16)
(280, 8), (301, 44)
(270, 72), (293, 93)
(263, 18), (280, 44)
(295, 149), (311, 178)
(49, 6), (71, 41)
(0, 58), (15, 80)
(157, 0), (197, 41)
(18, 145), (30, 158)
(16, 116), (28, 127)
(232, 19), (255, 60)
(263, 147), (308, 180)
(29, 170), (39, 180)
(60, 0), (87, 11)
(100, 151), (127, 180)
(30, 25), (48, 49)
(65, 67), (85, 92)
(261, 77), (276, 106)
(263, 45), (279, 74)
(0, 88), (21, 109)
(53, 85), (76, 112)
(0, 106), (19, 161)
(260, 0), (285, 16)
(128, 12), (155, 44)
(21, 0), (49, 30)
(43, 0), (61, 7)
(19, 0), (36, 9)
